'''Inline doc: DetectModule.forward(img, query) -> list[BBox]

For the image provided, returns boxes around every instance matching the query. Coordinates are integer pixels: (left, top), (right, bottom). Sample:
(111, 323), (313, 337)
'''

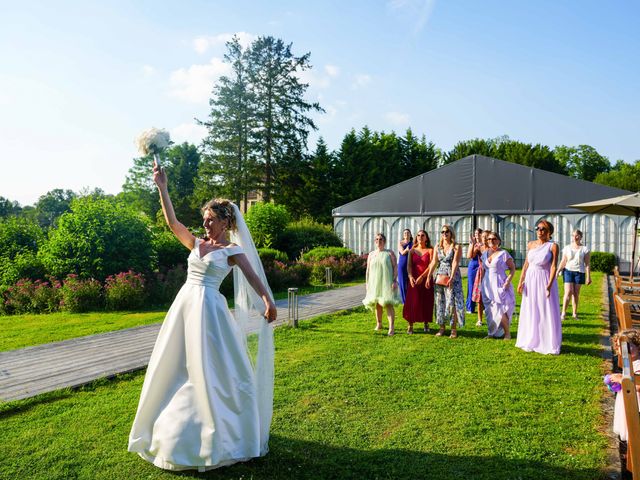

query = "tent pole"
(631, 212), (639, 283)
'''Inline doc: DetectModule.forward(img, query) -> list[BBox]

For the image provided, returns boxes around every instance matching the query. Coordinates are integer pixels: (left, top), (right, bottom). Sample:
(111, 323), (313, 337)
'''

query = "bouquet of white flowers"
(135, 128), (171, 166)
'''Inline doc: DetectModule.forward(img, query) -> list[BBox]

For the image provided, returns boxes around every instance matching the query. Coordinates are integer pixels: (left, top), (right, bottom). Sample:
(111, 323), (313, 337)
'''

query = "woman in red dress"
(403, 230), (435, 334)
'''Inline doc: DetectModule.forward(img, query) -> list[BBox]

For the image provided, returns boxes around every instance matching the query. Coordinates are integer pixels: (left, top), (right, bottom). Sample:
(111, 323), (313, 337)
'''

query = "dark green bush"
(590, 251), (616, 273)
(152, 229), (188, 273)
(245, 203), (291, 248)
(258, 248), (289, 265)
(302, 247), (354, 263)
(276, 219), (343, 260)
(39, 196), (153, 281)
(0, 251), (47, 286)
(0, 217), (45, 285)
(60, 275), (103, 313)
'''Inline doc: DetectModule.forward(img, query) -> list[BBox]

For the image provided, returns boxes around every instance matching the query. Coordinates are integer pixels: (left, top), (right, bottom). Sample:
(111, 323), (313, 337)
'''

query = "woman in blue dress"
(466, 228), (483, 314)
(397, 229), (413, 303)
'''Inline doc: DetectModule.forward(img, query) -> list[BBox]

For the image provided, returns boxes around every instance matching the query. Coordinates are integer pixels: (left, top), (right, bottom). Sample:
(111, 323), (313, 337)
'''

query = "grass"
(0, 280), (363, 352)
(0, 272), (609, 479)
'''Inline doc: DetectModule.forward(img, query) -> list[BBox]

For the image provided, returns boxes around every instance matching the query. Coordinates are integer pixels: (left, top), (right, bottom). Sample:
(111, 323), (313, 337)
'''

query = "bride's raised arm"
(153, 159), (195, 250)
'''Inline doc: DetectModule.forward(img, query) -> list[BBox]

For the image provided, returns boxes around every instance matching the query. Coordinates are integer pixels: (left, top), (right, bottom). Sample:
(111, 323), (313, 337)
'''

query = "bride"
(128, 160), (277, 471)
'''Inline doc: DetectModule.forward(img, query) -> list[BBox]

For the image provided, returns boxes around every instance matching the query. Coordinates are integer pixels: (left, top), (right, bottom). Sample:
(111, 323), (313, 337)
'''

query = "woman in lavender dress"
(397, 229), (413, 303)
(484, 231), (516, 340)
(516, 220), (562, 355)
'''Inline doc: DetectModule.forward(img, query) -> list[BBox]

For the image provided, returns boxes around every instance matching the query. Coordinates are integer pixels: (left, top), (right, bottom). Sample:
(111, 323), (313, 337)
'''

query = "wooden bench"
(613, 294), (640, 331)
(614, 267), (640, 296)
(620, 337), (640, 478)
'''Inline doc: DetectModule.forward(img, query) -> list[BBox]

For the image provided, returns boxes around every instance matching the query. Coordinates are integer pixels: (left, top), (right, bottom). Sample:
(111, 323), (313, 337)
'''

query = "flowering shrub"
(105, 270), (146, 311)
(0, 278), (61, 315)
(264, 261), (311, 291)
(4, 279), (37, 314)
(60, 274), (103, 313)
(309, 254), (367, 285)
(145, 265), (187, 306)
(32, 279), (62, 313)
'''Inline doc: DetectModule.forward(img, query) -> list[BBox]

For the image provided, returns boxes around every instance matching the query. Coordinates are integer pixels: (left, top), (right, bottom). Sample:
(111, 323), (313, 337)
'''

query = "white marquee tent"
(332, 155), (634, 267)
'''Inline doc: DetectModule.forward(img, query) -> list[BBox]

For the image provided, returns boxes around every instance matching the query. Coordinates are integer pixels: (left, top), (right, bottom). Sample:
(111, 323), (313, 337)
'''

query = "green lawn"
(0, 282), (362, 352)
(0, 272), (609, 479)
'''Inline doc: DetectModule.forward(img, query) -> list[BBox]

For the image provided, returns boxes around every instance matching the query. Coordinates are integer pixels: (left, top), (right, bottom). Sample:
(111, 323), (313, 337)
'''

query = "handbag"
(435, 274), (450, 286)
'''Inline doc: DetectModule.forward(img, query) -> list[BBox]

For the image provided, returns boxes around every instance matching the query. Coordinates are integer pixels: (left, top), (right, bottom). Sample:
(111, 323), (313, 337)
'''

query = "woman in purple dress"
(484, 231), (516, 340)
(516, 220), (562, 355)
(397, 229), (413, 303)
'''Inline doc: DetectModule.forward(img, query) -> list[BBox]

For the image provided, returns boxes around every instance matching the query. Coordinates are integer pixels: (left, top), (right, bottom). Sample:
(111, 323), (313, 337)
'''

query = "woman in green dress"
(362, 232), (402, 336)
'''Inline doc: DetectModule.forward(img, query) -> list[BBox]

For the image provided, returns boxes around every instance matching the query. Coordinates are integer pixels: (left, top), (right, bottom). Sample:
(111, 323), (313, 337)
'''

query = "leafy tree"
(122, 143), (201, 226)
(553, 144), (610, 181)
(34, 189), (76, 228)
(272, 143), (309, 218)
(0, 196), (22, 218)
(248, 36), (324, 201)
(444, 136), (566, 175)
(594, 160), (640, 192)
(198, 35), (260, 211)
(244, 202), (291, 248)
(331, 127), (440, 209)
(39, 196), (153, 280)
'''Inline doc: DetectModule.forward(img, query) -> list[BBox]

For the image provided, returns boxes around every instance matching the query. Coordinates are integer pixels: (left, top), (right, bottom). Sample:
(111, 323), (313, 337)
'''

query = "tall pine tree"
(198, 35), (259, 211)
(247, 36), (324, 201)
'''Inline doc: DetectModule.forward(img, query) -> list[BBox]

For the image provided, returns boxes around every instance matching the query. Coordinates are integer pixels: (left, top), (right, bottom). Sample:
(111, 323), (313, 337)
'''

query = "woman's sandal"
(450, 330), (458, 339)
(388, 330), (395, 337)
(435, 328), (445, 337)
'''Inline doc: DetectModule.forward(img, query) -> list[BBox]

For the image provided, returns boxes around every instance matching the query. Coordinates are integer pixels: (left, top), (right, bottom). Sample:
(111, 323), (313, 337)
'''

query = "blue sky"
(1, 0), (639, 206)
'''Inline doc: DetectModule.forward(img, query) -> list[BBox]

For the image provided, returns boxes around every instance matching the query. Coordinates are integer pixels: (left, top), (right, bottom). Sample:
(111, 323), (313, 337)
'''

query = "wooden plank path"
(0, 284), (365, 402)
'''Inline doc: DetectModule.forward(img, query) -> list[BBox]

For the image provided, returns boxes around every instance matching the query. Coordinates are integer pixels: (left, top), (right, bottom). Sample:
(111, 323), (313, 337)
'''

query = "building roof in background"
(332, 155), (633, 217)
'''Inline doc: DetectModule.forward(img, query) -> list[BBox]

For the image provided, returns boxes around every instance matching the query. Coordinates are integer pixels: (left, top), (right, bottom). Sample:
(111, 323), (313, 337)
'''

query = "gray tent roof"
(332, 155), (633, 217)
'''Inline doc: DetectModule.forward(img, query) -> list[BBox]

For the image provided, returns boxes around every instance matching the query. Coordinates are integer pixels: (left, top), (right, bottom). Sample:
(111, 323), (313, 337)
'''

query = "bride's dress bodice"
(185, 240), (242, 290)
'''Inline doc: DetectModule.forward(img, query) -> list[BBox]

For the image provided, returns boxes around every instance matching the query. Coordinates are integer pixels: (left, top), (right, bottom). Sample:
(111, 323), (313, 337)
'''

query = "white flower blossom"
(135, 128), (171, 156)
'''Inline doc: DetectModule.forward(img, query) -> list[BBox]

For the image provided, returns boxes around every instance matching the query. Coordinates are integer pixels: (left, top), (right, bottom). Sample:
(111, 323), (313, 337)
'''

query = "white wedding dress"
(128, 238), (273, 471)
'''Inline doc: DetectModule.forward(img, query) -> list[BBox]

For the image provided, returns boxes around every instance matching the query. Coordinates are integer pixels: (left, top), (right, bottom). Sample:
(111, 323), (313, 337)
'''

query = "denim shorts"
(563, 269), (585, 284)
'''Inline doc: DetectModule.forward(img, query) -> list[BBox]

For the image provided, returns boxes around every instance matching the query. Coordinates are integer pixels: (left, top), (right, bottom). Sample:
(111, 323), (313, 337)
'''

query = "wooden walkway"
(0, 284), (365, 402)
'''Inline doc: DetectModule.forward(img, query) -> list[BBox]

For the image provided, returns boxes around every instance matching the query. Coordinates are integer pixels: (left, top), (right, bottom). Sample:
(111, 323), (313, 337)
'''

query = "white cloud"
(352, 74), (372, 89)
(386, 111), (411, 126)
(193, 32), (255, 54)
(171, 123), (208, 146)
(168, 57), (231, 103)
(325, 64), (340, 77)
(296, 64), (340, 90)
(141, 65), (155, 77)
(387, 0), (437, 35)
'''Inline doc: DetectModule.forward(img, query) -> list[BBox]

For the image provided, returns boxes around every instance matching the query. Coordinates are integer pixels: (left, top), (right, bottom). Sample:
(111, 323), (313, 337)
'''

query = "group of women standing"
(363, 220), (592, 355)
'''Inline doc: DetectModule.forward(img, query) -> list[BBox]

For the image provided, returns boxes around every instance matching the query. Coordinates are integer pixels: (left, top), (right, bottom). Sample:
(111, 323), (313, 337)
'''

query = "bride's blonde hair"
(201, 199), (237, 232)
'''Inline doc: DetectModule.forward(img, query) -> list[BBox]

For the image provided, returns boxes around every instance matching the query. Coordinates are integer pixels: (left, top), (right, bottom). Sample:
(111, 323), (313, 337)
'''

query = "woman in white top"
(557, 229), (591, 320)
